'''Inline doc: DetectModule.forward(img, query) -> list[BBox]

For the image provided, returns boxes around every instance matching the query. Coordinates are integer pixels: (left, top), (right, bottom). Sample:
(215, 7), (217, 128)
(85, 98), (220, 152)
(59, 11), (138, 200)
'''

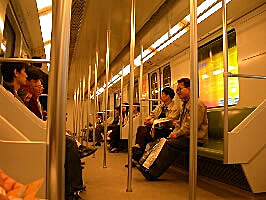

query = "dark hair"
(114, 106), (120, 112)
(178, 78), (190, 88)
(1, 62), (28, 82)
(133, 102), (140, 112)
(122, 102), (130, 114)
(162, 87), (175, 99)
(31, 56), (42, 68)
(26, 66), (43, 81)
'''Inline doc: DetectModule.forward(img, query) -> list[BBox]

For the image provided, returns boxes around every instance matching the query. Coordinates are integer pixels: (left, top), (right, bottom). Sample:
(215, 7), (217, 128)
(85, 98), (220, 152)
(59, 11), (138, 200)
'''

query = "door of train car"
(148, 64), (171, 113)
(148, 69), (160, 113)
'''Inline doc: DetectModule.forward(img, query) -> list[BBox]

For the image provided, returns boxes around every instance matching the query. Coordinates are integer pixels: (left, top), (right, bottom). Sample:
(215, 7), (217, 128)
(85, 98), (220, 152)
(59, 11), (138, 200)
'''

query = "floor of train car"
(79, 144), (264, 200)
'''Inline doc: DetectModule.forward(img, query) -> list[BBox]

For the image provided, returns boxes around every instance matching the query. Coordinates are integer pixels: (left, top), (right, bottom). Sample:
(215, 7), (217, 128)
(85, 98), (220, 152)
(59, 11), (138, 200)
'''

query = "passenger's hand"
(144, 118), (153, 125)
(168, 132), (177, 139)
(171, 120), (180, 127)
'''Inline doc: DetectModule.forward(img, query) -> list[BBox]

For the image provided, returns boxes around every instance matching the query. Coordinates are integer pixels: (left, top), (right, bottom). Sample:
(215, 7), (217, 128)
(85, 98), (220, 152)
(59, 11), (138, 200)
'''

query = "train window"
(2, 16), (16, 58)
(162, 65), (171, 87)
(148, 65), (171, 112)
(133, 80), (139, 103)
(198, 29), (239, 108)
(149, 71), (159, 111)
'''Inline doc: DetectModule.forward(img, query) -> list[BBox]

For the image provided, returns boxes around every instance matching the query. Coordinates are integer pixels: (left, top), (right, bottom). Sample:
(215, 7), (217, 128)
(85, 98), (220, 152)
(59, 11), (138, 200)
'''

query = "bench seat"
(198, 139), (224, 160)
(196, 107), (255, 161)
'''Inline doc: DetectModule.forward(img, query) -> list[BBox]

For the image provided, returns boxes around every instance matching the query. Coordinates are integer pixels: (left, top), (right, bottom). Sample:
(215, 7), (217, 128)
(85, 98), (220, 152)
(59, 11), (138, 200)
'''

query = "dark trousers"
(135, 126), (153, 150)
(65, 135), (83, 196)
(88, 124), (103, 143)
(109, 124), (120, 148)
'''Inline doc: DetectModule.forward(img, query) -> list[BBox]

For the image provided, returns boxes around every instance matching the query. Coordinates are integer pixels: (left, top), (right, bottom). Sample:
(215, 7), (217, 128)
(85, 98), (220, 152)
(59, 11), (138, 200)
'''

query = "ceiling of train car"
(67, 0), (265, 99)
(68, 0), (167, 97)
(10, 0), (44, 57)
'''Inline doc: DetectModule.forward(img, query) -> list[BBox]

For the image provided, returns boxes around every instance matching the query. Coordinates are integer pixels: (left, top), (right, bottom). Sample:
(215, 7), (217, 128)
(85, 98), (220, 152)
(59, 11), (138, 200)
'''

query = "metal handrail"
(0, 57), (50, 63)
(226, 72), (266, 79)
(140, 98), (161, 102)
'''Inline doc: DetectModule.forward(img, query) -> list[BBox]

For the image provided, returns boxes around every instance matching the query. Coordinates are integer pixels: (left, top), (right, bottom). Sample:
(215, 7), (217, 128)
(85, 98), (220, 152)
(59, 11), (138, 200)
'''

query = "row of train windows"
(131, 29), (239, 110)
(0, 17), (16, 58)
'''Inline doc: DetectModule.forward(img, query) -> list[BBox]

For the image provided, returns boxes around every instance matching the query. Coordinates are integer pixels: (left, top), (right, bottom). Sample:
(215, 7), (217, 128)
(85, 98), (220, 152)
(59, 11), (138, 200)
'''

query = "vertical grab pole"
(120, 67), (124, 139)
(139, 46), (143, 125)
(87, 65), (91, 147)
(222, 0), (229, 163)
(73, 92), (76, 136)
(75, 90), (78, 137)
(82, 76), (85, 143)
(47, 0), (72, 199)
(189, 0), (198, 199)
(93, 60), (98, 149)
(126, 0), (135, 193)
(103, 30), (110, 168)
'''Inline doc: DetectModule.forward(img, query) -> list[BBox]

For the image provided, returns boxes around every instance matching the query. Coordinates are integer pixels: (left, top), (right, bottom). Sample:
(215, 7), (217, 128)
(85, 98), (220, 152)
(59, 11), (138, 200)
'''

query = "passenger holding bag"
(134, 78), (208, 180)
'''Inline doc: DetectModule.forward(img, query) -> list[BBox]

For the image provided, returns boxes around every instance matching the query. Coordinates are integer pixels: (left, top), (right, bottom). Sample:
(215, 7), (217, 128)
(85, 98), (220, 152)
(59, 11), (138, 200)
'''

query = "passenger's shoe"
(109, 147), (118, 153)
(124, 162), (136, 168)
(79, 145), (97, 158)
(95, 142), (101, 146)
(132, 146), (144, 162)
(132, 159), (154, 181)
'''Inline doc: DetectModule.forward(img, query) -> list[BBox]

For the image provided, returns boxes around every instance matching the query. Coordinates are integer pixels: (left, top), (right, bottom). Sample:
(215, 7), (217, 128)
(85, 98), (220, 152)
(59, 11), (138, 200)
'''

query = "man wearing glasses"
(134, 78), (208, 180)
(18, 67), (45, 120)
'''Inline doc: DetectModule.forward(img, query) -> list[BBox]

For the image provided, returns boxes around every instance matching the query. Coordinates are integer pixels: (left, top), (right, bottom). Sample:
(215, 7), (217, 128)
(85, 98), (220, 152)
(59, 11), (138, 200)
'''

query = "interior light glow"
(108, 83), (113, 88)
(95, 0), (233, 95)
(157, 29), (187, 51)
(202, 74), (209, 79)
(151, 32), (168, 49)
(134, 55), (142, 66)
(36, 0), (52, 10)
(111, 75), (120, 83)
(143, 52), (155, 63)
(170, 24), (182, 35)
(96, 87), (104, 95)
(112, 77), (121, 84)
(229, 66), (235, 71)
(1, 43), (6, 52)
(213, 69), (224, 75)
(39, 12), (52, 43)
(122, 65), (130, 76)
(44, 43), (51, 60)
(47, 63), (50, 71)
(0, 17), (4, 34)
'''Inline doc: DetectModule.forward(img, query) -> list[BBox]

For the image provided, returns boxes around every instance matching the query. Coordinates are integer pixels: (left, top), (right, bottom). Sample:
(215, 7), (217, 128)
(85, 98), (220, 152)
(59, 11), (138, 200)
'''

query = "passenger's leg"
(65, 135), (83, 197)
(134, 136), (189, 180)
(109, 125), (120, 152)
(135, 126), (153, 150)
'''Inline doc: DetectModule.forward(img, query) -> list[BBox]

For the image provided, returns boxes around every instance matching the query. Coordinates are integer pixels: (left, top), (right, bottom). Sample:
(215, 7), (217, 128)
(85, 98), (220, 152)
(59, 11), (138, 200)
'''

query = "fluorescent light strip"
(36, 0), (52, 10)
(94, 0), (232, 96)
(1, 43), (6, 52)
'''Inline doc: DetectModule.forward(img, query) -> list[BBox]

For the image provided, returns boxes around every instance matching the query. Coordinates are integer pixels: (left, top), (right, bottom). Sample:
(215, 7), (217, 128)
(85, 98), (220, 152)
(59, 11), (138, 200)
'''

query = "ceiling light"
(1, 43), (6, 52)
(36, 0), (52, 10)
(39, 12), (52, 43)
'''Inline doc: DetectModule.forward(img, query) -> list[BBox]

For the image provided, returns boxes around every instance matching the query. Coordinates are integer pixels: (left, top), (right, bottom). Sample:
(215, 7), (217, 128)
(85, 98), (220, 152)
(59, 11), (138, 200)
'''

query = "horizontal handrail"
(140, 98), (161, 102)
(0, 139), (46, 144)
(0, 58), (50, 63)
(225, 72), (266, 79)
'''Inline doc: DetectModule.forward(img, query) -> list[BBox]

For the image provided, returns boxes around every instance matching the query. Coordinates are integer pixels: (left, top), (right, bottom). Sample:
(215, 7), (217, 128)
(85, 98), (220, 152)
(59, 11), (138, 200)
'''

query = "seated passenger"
(133, 78), (208, 180)
(18, 67), (45, 120)
(108, 103), (129, 152)
(132, 87), (180, 161)
(1, 62), (28, 103)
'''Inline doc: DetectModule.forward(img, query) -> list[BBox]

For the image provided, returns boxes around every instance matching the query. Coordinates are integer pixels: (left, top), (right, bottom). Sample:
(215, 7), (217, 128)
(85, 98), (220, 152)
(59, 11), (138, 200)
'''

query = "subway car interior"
(0, 0), (266, 199)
